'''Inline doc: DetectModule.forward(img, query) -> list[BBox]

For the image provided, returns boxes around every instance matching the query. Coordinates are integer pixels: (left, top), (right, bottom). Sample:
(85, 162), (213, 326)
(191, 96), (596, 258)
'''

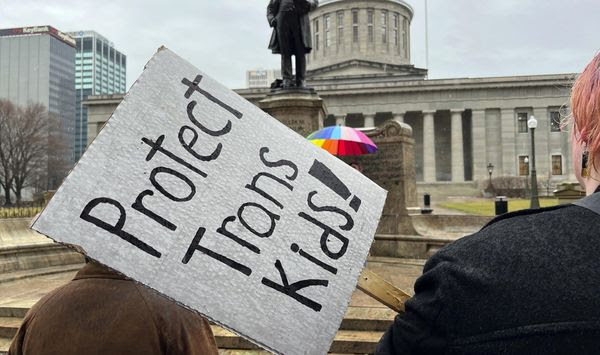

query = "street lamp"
(527, 115), (540, 208)
(487, 162), (494, 188)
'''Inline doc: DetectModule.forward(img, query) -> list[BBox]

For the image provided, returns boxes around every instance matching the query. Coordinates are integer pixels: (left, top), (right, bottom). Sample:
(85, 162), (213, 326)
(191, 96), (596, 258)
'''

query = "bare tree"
(10, 103), (50, 203)
(0, 99), (17, 205)
(0, 100), (67, 205)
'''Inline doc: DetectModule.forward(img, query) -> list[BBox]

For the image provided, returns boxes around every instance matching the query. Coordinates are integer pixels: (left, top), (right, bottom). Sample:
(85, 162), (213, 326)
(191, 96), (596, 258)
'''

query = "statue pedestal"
(258, 88), (326, 137)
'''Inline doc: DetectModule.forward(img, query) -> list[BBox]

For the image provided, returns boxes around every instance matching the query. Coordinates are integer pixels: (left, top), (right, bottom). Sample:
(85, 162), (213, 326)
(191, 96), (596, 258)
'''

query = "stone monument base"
(258, 88), (326, 137)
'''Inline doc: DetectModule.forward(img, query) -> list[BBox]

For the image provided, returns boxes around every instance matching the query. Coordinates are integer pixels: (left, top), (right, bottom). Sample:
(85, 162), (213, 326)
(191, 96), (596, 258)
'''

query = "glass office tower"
(0, 26), (76, 189)
(69, 31), (126, 160)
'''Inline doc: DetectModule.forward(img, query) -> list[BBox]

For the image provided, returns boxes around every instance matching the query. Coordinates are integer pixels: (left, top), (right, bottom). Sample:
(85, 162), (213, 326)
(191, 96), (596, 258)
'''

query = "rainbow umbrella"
(307, 126), (377, 156)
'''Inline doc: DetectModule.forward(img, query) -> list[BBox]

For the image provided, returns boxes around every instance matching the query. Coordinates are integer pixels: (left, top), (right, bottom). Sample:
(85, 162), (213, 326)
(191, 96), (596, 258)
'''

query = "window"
(367, 10), (374, 43)
(314, 19), (320, 51)
(550, 110), (561, 132)
(552, 155), (563, 175)
(393, 13), (399, 46)
(517, 112), (528, 133)
(337, 11), (344, 45)
(381, 11), (388, 44)
(518, 156), (530, 176)
(82, 38), (93, 51)
(352, 9), (359, 43)
(325, 15), (331, 47)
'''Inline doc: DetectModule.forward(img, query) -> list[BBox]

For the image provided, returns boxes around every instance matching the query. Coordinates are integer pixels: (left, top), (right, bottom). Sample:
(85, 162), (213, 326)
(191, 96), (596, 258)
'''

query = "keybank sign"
(22, 26), (50, 34)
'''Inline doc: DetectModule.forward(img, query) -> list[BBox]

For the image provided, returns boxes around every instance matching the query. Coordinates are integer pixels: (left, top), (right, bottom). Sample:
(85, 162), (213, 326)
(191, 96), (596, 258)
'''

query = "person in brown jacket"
(9, 260), (218, 355)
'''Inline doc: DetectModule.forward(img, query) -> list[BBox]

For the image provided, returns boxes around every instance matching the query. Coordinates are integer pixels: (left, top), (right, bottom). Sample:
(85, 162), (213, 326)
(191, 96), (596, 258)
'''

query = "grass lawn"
(438, 198), (560, 216)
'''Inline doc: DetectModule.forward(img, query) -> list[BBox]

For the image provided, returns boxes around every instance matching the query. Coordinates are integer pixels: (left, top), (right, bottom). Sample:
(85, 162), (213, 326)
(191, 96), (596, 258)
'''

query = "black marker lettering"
(142, 135), (207, 178)
(259, 147), (298, 180)
(149, 167), (196, 202)
(80, 197), (161, 258)
(181, 75), (243, 119)
(178, 125), (222, 161)
(217, 216), (261, 254)
(182, 227), (251, 276)
(307, 191), (354, 231)
(131, 190), (177, 231)
(308, 160), (362, 212)
(291, 243), (337, 275)
(187, 101), (231, 137)
(298, 212), (349, 260)
(261, 260), (328, 312)
(245, 172), (293, 209)
(308, 160), (351, 199)
(237, 202), (280, 238)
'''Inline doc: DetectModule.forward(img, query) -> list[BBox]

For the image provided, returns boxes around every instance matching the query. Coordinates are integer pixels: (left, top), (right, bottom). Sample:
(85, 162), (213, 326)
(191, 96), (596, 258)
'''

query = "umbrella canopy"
(307, 125), (377, 156)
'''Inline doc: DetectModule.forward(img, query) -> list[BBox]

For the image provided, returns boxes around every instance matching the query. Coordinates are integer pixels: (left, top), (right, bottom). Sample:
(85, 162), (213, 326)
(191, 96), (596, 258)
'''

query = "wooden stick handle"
(357, 269), (412, 313)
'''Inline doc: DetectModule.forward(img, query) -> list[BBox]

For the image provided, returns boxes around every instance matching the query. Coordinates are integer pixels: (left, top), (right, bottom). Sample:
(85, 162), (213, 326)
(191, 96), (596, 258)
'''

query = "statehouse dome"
(307, 0), (416, 77)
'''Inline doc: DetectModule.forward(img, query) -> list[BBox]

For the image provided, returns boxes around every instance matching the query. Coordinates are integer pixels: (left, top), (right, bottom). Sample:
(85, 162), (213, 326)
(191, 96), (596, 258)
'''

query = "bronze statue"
(267, 0), (318, 89)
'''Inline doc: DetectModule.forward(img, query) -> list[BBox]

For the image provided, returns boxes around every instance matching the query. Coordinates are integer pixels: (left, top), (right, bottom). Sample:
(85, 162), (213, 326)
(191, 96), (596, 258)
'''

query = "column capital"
(450, 108), (464, 115)
(422, 109), (436, 116)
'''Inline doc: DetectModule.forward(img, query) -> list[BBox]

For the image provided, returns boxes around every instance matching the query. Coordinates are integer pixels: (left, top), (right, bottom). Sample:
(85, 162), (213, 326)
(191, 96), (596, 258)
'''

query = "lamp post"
(527, 115), (540, 209)
(487, 162), (494, 189)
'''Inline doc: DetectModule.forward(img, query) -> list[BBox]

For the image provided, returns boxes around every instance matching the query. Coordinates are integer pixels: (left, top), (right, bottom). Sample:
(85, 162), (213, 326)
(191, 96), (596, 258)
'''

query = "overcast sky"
(2, 0), (599, 89)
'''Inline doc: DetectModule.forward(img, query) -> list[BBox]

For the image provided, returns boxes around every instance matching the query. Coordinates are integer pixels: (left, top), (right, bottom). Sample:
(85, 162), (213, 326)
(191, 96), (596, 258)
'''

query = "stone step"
(0, 306), (28, 318)
(0, 336), (11, 354)
(212, 325), (383, 353)
(340, 306), (395, 331)
(0, 263), (83, 284)
(0, 322), (384, 354)
(0, 305), (393, 353)
(0, 317), (20, 338)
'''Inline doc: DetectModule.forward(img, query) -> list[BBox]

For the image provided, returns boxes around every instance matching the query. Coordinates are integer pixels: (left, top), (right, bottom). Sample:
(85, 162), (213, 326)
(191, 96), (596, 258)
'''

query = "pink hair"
(571, 52), (600, 160)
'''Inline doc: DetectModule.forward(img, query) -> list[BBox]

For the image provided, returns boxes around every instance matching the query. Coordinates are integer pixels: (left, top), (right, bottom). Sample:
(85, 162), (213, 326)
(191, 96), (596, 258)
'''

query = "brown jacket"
(9, 261), (218, 355)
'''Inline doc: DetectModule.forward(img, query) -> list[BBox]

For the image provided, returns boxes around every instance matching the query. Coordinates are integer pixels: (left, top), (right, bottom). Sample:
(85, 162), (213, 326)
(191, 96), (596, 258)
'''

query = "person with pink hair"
(375, 52), (600, 354)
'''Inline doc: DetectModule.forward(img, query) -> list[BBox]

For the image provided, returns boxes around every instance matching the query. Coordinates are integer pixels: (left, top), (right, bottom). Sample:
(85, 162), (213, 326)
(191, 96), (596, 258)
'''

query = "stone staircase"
(0, 304), (394, 354)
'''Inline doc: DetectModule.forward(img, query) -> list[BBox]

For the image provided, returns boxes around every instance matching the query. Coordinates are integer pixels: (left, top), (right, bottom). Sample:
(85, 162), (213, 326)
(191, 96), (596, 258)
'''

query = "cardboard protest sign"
(32, 47), (387, 355)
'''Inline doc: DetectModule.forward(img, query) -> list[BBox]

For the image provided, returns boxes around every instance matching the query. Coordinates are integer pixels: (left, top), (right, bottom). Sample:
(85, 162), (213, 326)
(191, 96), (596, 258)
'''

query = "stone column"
(364, 113), (375, 128)
(471, 109), (487, 180)
(335, 114), (345, 126)
(422, 110), (436, 182)
(393, 112), (405, 123)
(451, 109), (465, 182)
(501, 107), (516, 176)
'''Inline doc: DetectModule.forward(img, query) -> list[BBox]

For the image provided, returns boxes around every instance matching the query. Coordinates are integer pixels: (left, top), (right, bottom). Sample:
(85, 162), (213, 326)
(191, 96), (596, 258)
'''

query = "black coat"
(376, 202), (600, 354)
(267, 0), (318, 54)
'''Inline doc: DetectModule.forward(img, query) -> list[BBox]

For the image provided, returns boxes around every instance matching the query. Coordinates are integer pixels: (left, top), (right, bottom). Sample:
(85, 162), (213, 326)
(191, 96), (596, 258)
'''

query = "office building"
(69, 30), (126, 160)
(246, 68), (281, 88)
(0, 25), (76, 189)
